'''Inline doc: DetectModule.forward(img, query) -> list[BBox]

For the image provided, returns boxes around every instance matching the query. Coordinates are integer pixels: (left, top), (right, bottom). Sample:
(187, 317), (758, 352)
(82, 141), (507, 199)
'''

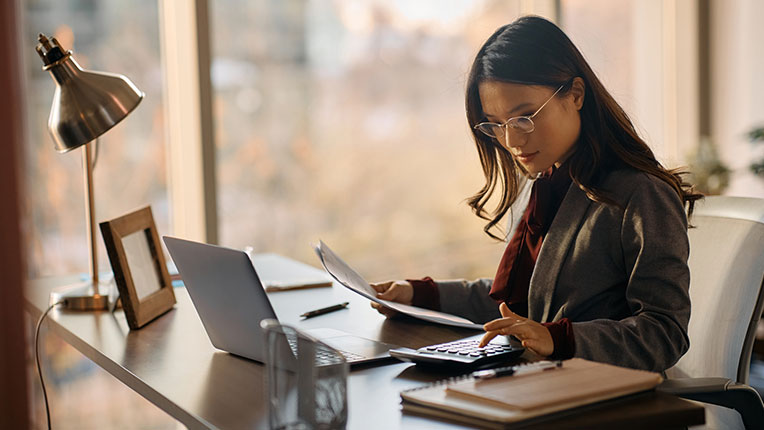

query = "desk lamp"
(35, 34), (144, 310)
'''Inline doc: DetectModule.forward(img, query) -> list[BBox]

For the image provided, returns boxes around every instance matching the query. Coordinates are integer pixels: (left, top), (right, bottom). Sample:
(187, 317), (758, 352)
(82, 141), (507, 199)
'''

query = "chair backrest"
(666, 196), (764, 384)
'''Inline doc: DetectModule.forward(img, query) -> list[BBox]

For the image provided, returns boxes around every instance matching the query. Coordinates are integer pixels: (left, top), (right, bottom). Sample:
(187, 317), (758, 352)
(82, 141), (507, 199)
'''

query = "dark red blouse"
(409, 163), (575, 360)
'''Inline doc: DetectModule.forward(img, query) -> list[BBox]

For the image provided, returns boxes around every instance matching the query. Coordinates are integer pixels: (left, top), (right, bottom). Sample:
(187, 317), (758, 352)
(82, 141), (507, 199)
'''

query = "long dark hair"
(465, 16), (702, 240)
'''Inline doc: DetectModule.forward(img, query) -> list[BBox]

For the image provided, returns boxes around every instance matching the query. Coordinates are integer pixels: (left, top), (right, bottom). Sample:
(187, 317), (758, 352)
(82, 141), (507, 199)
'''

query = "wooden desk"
(25, 254), (704, 429)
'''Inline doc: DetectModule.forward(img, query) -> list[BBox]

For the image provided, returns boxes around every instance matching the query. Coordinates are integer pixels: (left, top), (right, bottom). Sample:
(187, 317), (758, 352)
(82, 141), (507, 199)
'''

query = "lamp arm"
(83, 140), (100, 290)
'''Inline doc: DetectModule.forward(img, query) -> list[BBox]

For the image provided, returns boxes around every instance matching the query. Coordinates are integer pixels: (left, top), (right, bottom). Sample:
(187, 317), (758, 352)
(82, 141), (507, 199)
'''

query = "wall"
(0, 0), (30, 427)
(712, 0), (764, 197)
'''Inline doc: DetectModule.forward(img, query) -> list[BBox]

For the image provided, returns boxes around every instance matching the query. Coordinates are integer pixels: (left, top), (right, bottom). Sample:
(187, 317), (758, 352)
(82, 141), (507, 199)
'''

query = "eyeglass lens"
(508, 117), (535, 133)
(477, 117), (535, 138)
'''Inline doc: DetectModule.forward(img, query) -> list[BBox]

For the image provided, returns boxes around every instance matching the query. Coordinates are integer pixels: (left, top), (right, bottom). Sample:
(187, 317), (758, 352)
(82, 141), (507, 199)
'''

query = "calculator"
(389, 333), (524, 369)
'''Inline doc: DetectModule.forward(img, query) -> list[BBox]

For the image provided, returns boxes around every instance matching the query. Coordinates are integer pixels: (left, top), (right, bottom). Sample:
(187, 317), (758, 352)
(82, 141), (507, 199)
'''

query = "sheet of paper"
(314, 241), (483, 330)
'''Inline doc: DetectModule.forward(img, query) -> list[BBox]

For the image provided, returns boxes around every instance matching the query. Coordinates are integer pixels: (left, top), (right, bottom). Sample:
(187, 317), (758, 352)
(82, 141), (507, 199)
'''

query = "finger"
(521, 339), (542, 355)
(479, 331), (499, 348)
(377, 284), (402, 300)
(483, 322), (536, 342)
(500, 322), (536, 339)
(378, 306), (397, 317)
(370, 301), (397, 318)
(483, 318), (523, 332)
(499, 302), (519, 318)
(370, 281), (393, 293)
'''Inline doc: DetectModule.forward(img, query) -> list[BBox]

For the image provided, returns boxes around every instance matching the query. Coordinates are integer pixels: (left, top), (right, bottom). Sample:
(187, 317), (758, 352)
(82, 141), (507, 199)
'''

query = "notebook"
(243, 252), (333, 292)
(400, 358), (663, 428)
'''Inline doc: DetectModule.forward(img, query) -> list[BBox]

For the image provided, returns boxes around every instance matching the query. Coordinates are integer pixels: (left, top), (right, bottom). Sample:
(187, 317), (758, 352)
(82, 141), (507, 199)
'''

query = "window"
(562, 0), (764, 197)
(21, 0), (169, 277)
(561, 0), (696, 167)
(210, 0), (545, 280)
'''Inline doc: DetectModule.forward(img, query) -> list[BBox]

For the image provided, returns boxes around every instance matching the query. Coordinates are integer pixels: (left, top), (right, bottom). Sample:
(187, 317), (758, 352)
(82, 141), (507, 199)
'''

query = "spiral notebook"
(400, 358), (663, 428)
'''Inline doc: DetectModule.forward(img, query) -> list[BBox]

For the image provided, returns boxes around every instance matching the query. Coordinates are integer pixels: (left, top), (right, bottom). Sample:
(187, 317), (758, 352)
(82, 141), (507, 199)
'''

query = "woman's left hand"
(479, 302), (554, 357)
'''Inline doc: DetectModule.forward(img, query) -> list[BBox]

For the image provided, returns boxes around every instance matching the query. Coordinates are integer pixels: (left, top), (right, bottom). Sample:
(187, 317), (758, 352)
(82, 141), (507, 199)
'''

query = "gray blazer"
(437, 168), (691, 372)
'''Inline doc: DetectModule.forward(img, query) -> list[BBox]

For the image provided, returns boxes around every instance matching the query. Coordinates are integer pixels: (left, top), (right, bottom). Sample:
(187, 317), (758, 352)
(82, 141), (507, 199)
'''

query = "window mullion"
(159, 0), (218, 243)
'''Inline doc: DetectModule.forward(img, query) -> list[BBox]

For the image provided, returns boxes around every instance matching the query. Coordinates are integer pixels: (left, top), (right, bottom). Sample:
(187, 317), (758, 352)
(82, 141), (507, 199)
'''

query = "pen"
(472, 360), (562, 380)
(300, 302), (350, 319)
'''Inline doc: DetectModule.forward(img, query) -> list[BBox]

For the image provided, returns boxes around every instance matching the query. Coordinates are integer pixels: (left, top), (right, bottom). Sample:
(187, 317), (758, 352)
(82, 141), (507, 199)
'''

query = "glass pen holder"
(260, 319), (348, 430)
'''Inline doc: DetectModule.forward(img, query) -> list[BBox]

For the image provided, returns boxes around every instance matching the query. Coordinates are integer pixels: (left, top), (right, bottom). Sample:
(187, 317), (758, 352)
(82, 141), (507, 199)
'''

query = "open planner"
(400, 358), (663, 428)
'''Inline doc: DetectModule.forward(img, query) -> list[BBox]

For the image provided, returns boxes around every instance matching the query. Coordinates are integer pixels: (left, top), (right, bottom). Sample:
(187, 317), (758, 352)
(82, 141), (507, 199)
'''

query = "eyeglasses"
(474, 82), (567, 141)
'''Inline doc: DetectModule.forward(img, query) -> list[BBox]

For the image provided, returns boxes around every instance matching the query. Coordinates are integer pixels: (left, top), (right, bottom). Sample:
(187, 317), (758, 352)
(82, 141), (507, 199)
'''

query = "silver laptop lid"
(163, 236), (277, 362)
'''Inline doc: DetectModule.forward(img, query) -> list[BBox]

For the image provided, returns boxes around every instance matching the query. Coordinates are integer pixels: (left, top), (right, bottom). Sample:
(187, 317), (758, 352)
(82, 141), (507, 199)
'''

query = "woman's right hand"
(369, 280), (414, 318)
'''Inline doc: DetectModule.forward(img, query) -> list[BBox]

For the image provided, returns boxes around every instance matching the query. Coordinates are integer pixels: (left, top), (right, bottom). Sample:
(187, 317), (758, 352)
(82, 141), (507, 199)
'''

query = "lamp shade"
(35, 34), (144, 153)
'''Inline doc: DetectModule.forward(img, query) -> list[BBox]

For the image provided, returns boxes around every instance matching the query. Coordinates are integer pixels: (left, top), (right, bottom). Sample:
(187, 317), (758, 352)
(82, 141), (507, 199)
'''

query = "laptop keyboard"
(316, 348), (365, 365)
(287, 337), (366, 365)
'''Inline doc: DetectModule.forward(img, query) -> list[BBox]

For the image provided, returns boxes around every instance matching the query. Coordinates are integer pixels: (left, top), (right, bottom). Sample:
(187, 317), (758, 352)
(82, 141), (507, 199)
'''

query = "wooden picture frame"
(100, 206), (176, 330)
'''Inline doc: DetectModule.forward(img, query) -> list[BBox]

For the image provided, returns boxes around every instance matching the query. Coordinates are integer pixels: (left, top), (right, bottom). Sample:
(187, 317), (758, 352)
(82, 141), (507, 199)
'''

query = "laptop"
(163, 236), (397, 367)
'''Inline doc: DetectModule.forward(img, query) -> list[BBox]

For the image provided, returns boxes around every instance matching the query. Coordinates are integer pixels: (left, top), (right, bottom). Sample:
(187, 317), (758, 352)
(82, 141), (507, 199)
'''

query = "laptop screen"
(163, 236), (279, 362)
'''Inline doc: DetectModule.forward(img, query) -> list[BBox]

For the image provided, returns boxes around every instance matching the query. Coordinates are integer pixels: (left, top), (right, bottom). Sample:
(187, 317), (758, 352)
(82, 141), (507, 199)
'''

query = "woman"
(371, 16), (702, 372)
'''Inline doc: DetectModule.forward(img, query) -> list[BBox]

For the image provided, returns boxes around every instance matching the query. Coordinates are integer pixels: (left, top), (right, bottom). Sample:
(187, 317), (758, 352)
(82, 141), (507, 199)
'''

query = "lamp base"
(49, 281), (112, 310)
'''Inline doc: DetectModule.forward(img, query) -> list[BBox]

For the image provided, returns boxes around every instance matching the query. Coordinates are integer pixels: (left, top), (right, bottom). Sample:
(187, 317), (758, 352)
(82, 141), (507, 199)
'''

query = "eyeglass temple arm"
(529, 83), (567, 119)
(472, 81), (569, 132)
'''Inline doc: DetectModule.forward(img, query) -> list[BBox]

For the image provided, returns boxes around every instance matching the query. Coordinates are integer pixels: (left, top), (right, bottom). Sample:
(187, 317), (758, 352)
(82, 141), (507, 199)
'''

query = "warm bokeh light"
(53, 24), (73, 51)
(210, 0), (537, 282)
(23, 1), (168, 278)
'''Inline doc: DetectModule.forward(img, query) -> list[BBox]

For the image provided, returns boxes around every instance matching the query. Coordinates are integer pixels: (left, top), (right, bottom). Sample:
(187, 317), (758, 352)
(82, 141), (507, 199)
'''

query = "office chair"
(659, 196), (764, 429)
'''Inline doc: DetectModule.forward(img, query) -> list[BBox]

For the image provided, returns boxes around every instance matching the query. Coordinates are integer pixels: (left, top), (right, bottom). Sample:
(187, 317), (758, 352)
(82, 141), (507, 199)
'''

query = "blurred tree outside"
(211, 0), (523, 282)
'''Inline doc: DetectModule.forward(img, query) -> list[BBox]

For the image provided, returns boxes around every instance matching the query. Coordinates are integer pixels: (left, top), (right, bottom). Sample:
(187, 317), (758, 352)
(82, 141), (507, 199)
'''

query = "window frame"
(159, 0), (218, 243)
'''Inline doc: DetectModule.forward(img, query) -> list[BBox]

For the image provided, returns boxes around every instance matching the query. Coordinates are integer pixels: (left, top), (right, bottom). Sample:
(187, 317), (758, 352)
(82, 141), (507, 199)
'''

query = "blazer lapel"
(528, 183), (592, 322)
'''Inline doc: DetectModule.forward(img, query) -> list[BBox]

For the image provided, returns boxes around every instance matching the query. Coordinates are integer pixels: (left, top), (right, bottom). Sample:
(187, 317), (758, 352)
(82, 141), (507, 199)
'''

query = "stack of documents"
(400, 358), (663, 428)
(314, 241), (483, 330)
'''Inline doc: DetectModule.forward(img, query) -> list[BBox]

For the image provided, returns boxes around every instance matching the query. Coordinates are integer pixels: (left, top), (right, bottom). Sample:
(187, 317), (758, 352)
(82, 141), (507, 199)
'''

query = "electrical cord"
(35, 299), (65, 430)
